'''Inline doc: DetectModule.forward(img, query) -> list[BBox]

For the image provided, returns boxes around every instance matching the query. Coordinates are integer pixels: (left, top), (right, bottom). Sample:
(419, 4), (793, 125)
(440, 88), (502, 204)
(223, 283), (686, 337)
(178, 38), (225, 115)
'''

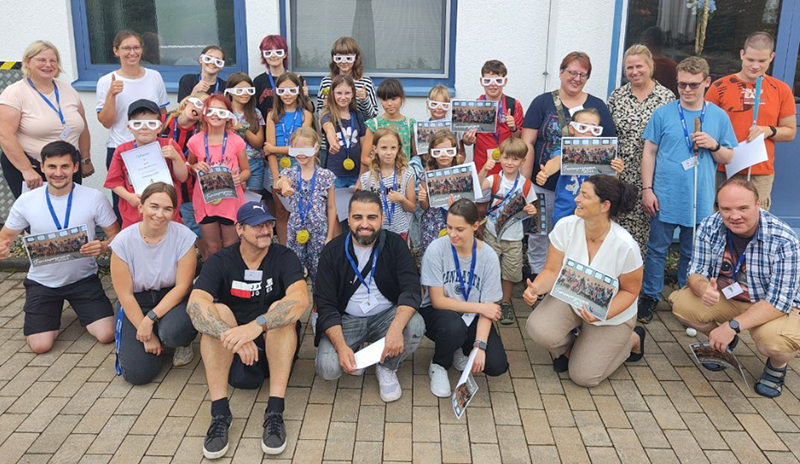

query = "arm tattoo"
(263, 299), (299, 331)
(187, 301), (231, 339)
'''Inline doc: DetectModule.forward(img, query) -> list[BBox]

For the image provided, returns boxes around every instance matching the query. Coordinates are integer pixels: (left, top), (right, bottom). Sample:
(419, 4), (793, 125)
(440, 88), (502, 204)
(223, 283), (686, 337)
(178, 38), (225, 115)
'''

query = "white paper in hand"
(354, 338), (386, 369)
(452, 349), (479, 419)
(120, 142), (173, 194)
(726, 133), (768, 178)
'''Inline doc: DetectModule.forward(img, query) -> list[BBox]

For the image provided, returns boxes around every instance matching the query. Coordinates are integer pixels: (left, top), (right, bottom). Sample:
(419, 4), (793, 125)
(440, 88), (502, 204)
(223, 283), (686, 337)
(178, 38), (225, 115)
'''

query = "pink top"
(186, 130), (247, 223)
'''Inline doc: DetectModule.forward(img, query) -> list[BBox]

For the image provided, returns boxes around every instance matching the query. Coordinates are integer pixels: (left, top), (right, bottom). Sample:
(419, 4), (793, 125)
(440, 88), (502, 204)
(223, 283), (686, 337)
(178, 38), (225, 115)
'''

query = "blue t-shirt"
(522, 92), (615, 191)
(321, 112), (367, 178)
(275, 110), (305, 169)
(642, 101), (737, 227)
(551, 146), (587, 225)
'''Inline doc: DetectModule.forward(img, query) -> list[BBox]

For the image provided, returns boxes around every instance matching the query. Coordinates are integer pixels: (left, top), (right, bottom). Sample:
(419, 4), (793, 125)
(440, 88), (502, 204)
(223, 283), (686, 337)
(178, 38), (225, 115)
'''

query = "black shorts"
(228, 320), (302, 389)
(23, 274), (113, 336)
(200, 215), (234, 226)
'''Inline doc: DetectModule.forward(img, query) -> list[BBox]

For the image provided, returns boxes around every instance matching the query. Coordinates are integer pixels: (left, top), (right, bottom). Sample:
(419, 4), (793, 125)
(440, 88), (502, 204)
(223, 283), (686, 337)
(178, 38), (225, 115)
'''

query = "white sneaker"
(310, 311), (318, 337)
(375, 364), (402, 402)
(453, 349), (469, 372)
(173, 345), (194, 367)
(428, 361), (451, 398)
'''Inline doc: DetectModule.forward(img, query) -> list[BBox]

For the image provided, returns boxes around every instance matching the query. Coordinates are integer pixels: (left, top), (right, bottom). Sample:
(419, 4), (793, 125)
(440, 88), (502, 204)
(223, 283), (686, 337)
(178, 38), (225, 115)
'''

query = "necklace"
(586, 222), (611, 243)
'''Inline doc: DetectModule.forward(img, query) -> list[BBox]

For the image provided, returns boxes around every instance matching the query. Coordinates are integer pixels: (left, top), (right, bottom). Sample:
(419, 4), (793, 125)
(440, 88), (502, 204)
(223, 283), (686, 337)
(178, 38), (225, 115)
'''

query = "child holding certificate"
(418, 130), (463, 254)
(224, 73), (266, 199)
(186, 95), (249, 258)
(104, 99), (188, 229)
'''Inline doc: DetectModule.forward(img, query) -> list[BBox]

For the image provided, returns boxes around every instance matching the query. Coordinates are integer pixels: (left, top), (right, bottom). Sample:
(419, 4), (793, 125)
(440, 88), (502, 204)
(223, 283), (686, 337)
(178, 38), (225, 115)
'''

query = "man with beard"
(187, 201), (309, 459)
(314, 190), (425, 402)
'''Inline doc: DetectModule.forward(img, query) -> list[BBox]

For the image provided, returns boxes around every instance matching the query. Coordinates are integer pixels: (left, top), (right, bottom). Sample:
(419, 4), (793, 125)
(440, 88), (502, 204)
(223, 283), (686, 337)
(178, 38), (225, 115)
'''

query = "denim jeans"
(315, 306), (425, 380)
(641, 216), (694, 301)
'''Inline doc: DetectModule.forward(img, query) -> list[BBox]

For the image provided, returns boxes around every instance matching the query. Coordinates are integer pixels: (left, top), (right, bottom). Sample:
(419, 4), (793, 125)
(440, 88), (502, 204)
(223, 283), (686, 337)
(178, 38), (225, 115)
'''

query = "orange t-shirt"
(705, 74), (795, 175)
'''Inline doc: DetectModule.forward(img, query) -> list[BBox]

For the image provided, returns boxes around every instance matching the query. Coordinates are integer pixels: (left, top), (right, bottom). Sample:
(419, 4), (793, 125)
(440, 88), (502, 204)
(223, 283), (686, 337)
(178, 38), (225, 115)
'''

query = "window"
(623, 0), (783, 84)
(71, 0), (248, 90)
(280, 0), (457, 95)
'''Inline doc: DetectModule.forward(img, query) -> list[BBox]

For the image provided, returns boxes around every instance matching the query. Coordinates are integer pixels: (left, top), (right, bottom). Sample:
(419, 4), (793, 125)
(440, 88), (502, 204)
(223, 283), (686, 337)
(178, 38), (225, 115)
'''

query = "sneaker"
(499, 301), (515, 325)
(428, 361), (451, 398)
(453, 349), (469, 372)
(637, 295), (658, 324)
(375, 364), (402, 402)
(262, 411), (287, 455)
(172, 345), (194, 367)
(310, 310), (318, 338)
(203, 414), (232, 459)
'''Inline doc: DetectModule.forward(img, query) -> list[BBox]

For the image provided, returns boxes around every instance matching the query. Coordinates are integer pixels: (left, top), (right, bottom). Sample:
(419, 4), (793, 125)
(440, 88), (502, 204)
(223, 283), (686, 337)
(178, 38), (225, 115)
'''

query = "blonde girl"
(320, 75), (368, 188)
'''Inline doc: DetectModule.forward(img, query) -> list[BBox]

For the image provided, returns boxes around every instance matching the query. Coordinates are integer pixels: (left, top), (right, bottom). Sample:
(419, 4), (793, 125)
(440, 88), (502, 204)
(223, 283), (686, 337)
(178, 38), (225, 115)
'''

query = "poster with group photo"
(451, 100), (498, 133)
(561, 137), (618, 176)
(452, 349), (479, 420)
(690, 342), (748, 386)
(414, 120), (452, 155)
(424, 163), (482, 208)
(197, 166), (237, 204)
(24, 225), (89, 267)
(496, 192), (548, 239)
(550, 259), (618, 321)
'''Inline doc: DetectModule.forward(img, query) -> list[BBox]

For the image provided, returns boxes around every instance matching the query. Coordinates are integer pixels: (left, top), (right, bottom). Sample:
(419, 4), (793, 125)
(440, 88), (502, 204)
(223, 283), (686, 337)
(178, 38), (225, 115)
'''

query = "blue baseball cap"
(236, 202), (276, 225)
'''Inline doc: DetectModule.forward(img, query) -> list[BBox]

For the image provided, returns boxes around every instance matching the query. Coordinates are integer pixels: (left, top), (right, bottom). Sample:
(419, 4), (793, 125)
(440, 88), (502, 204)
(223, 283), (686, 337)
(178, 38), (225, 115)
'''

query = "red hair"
(560, 51), (592, 78)
(202, 94), (234, 128)
(259, 35), (289, 68)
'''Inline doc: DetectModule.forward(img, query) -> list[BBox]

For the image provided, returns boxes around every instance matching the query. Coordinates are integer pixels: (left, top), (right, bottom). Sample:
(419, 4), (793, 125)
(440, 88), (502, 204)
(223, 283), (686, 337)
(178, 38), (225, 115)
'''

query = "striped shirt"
(688, 210), (800, 314)
(359, 169), (415, 235)
(317, 75), (378, 121)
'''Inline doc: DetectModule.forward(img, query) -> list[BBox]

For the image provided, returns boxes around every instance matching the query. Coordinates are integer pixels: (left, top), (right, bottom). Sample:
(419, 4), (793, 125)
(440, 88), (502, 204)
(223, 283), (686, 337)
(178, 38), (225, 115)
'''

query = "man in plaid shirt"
(671, 178), (800, 398)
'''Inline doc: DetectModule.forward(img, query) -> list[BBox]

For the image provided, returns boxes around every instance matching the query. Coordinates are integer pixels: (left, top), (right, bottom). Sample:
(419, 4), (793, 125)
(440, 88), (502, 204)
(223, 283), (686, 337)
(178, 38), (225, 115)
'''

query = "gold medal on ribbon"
(321, 88), (329, 97)
(342, 158), (355, 171)
(439, 228), (447, 237)
(296, 230), (310, 244)
(492, 148), (501, 161)
(280, 156), (291, 169)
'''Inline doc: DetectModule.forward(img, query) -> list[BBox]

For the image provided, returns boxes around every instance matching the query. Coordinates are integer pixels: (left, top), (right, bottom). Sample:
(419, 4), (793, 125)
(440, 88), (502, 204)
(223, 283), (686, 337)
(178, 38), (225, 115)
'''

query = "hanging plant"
(687, 0), (717, 55)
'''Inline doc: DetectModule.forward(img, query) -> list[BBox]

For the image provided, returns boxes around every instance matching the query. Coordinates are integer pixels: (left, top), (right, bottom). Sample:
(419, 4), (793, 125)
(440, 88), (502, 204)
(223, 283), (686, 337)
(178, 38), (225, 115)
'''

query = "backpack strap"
(504, 95), (517, 117)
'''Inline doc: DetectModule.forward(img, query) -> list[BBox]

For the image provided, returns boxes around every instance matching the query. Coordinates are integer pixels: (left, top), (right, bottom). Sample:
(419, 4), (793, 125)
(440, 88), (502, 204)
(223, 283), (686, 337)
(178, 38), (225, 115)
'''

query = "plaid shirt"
(689, 210), (800, 314)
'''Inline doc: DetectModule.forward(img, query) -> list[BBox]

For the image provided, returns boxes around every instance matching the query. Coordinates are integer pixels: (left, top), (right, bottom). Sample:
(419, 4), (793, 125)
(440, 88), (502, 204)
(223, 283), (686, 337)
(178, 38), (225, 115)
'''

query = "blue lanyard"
(267, 71), (275, 92)
(203, 131), (228, 165)
(339, 111), (356, 157)
(487, 173), (520, 217)
(726, 229), (751, 279)
(378, 170), (397, 225)
(345, 232), (378, 294)
(677, 101), (706, 155)
(296, 167), (317, 227)
(451, 238), (477, 301)
(46, 184), (74, 230)
(28, 78), (64, 125)
(280, 110), (303, 146)
(198, 74), (220, 94)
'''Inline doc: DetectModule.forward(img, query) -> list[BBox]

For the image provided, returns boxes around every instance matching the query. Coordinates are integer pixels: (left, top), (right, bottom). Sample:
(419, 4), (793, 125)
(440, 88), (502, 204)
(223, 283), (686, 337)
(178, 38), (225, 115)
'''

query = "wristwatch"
(769, 126), (777, 138)
(81, 158), (92, 165)
(146, 310), (159, 321)
(728, 319), (741, 334)
(710, 141), (721, 152)
(256, 314), (268, 331)
(473, 339), (487, 351)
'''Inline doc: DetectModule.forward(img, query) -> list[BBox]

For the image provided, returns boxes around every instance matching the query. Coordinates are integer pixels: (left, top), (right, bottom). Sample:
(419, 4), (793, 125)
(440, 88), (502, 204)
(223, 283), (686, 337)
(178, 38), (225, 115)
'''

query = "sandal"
(755, 359), (787, 398)
(701, 335), (739, 372)
(553, 354), (569, 373)
(626, 326), (646, 363)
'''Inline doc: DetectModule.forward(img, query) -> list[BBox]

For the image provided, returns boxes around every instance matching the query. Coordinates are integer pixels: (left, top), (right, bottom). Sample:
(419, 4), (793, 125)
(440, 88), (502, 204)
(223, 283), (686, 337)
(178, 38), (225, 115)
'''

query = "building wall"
(0, 0), (624, 193)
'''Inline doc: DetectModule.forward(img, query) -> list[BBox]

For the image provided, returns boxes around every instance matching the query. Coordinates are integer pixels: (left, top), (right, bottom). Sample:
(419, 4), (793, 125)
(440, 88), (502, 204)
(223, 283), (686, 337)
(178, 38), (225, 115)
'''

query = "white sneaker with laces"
(428, 361), (451, 398)
(375, 364), (402, 402)
(453, 349), (469, 372)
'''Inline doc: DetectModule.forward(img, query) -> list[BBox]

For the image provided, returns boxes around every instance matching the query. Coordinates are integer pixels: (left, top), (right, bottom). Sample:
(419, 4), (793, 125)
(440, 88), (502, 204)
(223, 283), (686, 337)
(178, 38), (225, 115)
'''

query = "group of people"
(0, 26), (797, 460)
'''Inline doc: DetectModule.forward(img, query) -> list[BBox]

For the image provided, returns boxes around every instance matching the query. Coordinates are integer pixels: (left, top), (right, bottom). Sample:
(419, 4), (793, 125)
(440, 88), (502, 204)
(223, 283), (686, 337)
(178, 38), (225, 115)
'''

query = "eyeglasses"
(677, 82), (703, 90)
(224, 87), (256, 96)
(564, 69), (589, 81)
(569, 121), (602, 136)
(127, 120), (161, 131)
(481, 77), (507, 86)
(430, 147), (457, 158)
(186, 97), (205, 109)
(249, 221), (276, 231)
(333, 54), (356, 64)
(200, 54), (225, 68)
(262, 49), (285, 59)
(119, 46), (142, 54)
(275, 86), (300, 96)
(206, 108), (234, 119)
(427, 100), (451, 110)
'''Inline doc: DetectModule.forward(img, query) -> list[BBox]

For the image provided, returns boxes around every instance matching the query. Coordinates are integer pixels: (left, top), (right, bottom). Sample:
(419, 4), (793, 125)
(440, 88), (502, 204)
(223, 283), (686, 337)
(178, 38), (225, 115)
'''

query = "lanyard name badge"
(345, 232), (379, 311)
(340, 111), (356, 171)
(198, 74), (219, 94)
(721, 229), (751, 299)
(451, 238), (477, 325)
(28, 78), (69, 140)
(487, 173), (520, 218)
(46, 184), (74, 230)
(379, 170), (397, 225)
(678, 101), (706, 171)
(295, 166), (317, 245)
(280, 111), (303, 168)
(204, 131), (228, 165)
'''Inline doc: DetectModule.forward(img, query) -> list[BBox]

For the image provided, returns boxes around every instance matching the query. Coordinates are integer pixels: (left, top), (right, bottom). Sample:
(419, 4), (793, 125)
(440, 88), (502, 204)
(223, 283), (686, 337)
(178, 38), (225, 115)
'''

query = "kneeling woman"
(525, 175), (645, 388)
(110, 182), (199, 385)
(420, 199), (508, 398)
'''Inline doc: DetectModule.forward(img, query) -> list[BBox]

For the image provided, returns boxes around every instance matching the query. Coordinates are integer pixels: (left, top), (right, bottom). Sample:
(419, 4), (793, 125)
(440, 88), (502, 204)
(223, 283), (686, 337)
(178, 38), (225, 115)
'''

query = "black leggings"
(417, 306), (508, 376)
(1, 152), (81, 198)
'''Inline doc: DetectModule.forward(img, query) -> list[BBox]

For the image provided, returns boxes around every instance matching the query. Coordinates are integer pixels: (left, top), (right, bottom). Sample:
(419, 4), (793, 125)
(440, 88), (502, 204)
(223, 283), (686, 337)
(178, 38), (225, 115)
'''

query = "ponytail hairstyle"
(320, 75), (357, 131)
(583, 174), (637, 219)
(426, 129), (459, 170)
(270, 71), (305, 123)
(369, 127), (408, 181)
(225, 73), (259, 132)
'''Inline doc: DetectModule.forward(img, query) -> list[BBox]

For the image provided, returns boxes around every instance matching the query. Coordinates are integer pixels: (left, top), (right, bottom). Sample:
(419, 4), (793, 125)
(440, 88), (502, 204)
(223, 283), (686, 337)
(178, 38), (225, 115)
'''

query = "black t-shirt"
(718, 231), (751, 302)
(193, 242), (305, 324)
(253, 72), (312, 123)
(177, 74), (227, 102)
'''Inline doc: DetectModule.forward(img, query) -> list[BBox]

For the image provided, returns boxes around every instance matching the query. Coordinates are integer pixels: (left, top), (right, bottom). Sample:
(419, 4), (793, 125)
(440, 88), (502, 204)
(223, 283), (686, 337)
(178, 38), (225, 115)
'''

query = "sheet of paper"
(354, 338), (385, 369)
(120, 142), (173, 194)
(335, 187), (356, 222)
(726, 133), (768, 178)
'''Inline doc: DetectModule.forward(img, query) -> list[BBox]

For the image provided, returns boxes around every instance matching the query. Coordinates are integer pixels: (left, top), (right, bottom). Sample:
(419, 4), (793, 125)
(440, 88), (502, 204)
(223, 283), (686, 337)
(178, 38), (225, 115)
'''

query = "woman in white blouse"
(524, 174), (645, 387)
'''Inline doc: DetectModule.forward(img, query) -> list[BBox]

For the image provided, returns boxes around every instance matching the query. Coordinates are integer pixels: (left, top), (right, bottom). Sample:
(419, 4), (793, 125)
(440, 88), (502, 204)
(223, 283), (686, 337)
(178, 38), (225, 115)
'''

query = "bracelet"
(769, 125), (777, 138)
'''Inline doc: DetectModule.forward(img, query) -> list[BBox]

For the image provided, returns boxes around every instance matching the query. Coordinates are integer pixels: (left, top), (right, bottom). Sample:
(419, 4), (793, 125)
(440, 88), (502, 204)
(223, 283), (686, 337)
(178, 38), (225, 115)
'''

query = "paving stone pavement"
(1, 270), (799, 463)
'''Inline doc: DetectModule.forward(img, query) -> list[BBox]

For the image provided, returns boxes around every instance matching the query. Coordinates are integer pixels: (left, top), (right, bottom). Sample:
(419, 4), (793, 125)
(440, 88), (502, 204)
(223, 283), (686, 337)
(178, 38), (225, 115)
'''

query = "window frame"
(69, 0), (249, 92)
(278, 0), (458, 97)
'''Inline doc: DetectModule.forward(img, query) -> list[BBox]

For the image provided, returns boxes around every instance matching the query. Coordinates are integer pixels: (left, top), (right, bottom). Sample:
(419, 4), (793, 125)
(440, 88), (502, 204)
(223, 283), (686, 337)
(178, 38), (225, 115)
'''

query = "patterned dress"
(607, 82), (675, 256)
(279, 166), (336, 290)
(419, 205), (447, 256)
